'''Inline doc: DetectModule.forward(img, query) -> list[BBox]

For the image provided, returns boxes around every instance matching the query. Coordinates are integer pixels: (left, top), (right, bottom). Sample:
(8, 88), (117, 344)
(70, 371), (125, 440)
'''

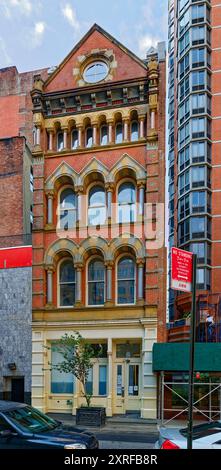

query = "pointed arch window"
(59, 188), (76, 229)
(88, 185), (106, 226)
(88, 258), (105, 305)
(117, 257), (136, 305)
(118, 182), (136, 223)
(59, 260), (76, 306)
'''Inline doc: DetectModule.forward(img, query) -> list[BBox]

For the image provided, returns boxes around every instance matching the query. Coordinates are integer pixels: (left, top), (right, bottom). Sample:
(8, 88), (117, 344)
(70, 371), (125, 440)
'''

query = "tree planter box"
(76, 407), (106, 426)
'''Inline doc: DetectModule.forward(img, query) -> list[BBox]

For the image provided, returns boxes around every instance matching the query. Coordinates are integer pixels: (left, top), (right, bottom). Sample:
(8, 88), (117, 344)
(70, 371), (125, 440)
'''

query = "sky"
(0, 0), (168, 72)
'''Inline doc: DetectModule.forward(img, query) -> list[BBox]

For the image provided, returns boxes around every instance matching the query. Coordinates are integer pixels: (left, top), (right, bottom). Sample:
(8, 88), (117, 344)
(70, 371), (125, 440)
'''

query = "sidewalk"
(48, 413), (158, 449)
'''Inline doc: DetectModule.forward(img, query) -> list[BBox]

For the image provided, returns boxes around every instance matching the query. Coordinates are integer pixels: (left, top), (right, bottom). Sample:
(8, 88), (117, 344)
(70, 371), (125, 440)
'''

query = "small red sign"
(0, 246), (32, 269)
(171, 247), (193, 293)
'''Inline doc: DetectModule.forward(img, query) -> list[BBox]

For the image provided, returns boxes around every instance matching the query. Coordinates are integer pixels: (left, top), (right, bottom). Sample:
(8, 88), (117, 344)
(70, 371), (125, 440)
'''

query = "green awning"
(153, 343), (221, 372)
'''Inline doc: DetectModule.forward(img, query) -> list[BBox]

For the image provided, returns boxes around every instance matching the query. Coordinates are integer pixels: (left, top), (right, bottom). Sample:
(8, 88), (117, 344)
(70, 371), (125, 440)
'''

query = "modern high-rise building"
(152, 0), (221, 422)
(168, 0), (221, 320)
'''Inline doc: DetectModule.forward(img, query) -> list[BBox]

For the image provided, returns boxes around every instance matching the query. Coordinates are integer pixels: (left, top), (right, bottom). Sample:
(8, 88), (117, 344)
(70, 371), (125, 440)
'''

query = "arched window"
(60, 188), (76, 229)
(86, 127), (93, 148)
(117, 257), (135, 304)
(131, 121), (139, 141)
(100, 125), (108, 145)
(118, 182), (136, 223)
(59, 260), (76, 306)
(88, 185), (106, 226)
(88, 258), (105, 305)
(57, 132), (64, 151)
(116, 123), (123, 144)
(71, 130), (78, 149)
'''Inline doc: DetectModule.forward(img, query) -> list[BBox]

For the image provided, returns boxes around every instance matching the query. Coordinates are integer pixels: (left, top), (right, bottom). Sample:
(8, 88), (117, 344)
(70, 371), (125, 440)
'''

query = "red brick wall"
(0, 137), (24, 243)
(0, 66), (48, 145)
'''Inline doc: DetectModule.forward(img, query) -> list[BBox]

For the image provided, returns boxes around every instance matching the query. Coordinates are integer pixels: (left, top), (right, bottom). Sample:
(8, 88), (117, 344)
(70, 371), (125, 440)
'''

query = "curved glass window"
(88, 186), (106, 226)
(118, 182), (136, 223)
(71, 130), (78, 149)
(117, 257), (135, 304)
(59, 260), (75, 306)
(57, 132), (64, 151)
(83, 62), (108, 83)
(60, 188), (76, 229)
(86, 127), (93, 148)
(116, 123), (123, 144)
(88, 259), (105, 305)
(100, 125), (108, 145)
(131, 121), (139, 141)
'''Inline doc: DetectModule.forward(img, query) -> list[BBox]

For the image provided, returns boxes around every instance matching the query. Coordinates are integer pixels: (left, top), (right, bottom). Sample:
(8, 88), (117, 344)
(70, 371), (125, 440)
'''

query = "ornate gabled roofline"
(44, 23), (147, 88)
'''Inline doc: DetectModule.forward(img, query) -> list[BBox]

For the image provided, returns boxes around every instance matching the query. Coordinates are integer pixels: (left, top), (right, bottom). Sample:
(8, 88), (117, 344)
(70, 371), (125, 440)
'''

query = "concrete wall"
(0, 266), (32, 403)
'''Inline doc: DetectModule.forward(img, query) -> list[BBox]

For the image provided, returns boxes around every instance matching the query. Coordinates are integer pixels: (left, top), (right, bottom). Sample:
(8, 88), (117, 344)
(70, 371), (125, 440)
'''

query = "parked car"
(0, 401), (99, 449)
(155, 422), (221, 449)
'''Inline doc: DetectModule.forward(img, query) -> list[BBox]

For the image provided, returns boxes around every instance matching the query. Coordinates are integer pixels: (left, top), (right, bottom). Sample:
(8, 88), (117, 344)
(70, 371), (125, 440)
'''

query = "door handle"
(121, 387), (125, 397)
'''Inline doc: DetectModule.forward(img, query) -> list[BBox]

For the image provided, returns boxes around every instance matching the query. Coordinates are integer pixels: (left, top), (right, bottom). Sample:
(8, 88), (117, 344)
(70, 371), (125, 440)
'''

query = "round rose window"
(83, 61), (108, 83)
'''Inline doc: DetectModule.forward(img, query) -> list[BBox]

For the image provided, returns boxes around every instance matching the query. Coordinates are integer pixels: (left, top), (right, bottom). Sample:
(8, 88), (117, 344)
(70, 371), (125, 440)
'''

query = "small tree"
(47, 332), (97, 407)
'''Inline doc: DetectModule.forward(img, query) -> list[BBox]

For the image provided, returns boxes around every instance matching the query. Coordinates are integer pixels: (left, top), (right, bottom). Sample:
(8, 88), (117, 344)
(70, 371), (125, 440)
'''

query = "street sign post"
(187, 253), (197, 450)
(171, 247), (197, 450)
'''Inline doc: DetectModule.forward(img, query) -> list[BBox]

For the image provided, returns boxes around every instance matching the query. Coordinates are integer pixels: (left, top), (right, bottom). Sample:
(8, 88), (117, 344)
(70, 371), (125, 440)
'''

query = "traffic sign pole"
(187, 253), (197, 450)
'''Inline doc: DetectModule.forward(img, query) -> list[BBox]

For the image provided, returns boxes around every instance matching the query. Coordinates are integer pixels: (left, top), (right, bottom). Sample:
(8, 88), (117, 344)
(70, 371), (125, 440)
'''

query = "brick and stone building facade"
(31, 24), (166, 418)
(0, 65), (48, 403)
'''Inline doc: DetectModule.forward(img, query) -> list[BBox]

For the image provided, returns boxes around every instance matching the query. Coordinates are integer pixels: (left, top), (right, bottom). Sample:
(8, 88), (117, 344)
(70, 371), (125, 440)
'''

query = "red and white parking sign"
(171, 247), (193, 293)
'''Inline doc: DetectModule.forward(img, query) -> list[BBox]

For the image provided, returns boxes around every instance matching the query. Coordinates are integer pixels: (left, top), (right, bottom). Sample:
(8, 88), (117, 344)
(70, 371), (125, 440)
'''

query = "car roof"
(0, 401), (27, 412)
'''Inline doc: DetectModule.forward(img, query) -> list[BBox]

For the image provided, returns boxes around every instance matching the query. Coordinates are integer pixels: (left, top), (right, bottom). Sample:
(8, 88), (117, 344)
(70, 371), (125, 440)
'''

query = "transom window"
(88, 185), (106, 226)
(118, 182), (136, 223)
(83, 61), (108, 84)
(117, 257), (135, 305)
(88, 258), (105, 306)
(59, 188), (76, 230)
(59, 260), (76, 307)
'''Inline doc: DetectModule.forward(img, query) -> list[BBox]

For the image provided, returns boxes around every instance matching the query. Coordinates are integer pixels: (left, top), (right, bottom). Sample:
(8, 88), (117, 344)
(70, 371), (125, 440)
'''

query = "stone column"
(137, 259), (144, 302)
(62, 127), (68, 150)
(46, 268), (53, 305)
(75, 264), (83, 305)
(36, 125), (41, 147)
(48, 129), (54, 151)
(92, 123), (98, 146)
(123, 118), (129, 142)
(107, 120), (113, 144)
(46, 191), (54, 225)
(107, 338), (113, 416)
(151, 110), (155, 130)
(76, 186), (83, 223)
(139, 117), (145, 139)
(138, 181), (145, 217)
(105, 261), (113, 304)
(105, 183), (114, 220)
(77, 125), (83, 148)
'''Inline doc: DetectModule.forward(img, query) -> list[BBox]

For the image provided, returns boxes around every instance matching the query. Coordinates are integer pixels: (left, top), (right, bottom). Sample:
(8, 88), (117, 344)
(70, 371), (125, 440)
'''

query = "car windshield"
(5, 406), (59, 433)
(181, 422), (221, 440)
